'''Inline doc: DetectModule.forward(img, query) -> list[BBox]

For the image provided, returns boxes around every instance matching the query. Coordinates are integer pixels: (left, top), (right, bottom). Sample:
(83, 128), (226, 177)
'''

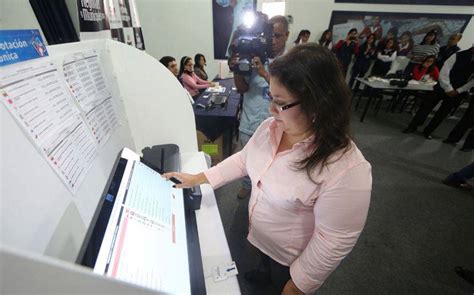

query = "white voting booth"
(1, 39), (239, 294)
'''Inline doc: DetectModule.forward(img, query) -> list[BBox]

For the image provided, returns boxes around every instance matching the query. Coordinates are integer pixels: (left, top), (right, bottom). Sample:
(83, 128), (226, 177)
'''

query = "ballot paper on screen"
(77, 148), (192, 293)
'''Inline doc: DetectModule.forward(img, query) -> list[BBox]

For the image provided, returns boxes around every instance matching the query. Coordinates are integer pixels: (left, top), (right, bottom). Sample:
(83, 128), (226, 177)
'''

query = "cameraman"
(229, 14), (289, 199)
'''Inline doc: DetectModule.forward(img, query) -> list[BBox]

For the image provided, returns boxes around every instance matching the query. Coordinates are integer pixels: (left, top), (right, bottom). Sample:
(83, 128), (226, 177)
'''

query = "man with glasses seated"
(228, 14), (289, 199)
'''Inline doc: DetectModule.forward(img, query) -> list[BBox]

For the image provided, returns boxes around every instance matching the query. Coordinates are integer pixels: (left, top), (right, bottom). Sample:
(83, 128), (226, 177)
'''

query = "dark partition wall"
(212, 0), (256, 59)
(29, 0), (79, 45)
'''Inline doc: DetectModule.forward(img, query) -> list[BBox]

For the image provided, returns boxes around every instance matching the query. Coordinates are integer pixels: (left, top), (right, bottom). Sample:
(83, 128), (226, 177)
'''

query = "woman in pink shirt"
(179, 56), (214, 100)
(165, 44), (372, 294)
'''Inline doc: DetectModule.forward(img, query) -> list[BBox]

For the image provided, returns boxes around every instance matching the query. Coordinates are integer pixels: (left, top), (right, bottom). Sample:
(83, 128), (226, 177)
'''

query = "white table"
(181, 151), (241, 294)
(353, 78), (434, 122)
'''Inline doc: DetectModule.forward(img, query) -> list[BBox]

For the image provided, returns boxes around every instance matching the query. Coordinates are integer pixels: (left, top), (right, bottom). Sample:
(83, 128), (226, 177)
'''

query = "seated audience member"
(293, 29), (311, 46)
(159, 56), (179, 77)
(164, 44), (372, 294)
(318, 29), (333, 50)
(437, 33), (462, 68)
(398, 31), (414, 57)
(412, 55), (439, 82)
(194, 53), (209, 81)
(371, 38), (397, 77)
(443, 92), (474, 152)
(350, 33), (376, 88)
(179, 56), (215, 100)
(403, 47), (474, 139)
(406, 30), (440, 74)
(359, 15), (383, 42)
(334, 28), (360, 77)
(443, 163), (474, 191)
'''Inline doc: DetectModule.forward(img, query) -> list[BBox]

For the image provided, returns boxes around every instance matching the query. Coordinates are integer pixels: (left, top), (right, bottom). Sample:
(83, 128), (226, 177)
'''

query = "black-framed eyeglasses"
(280, 101), (301, 111)
(271, 100), (301, 112)
(267, 91), (301, 112)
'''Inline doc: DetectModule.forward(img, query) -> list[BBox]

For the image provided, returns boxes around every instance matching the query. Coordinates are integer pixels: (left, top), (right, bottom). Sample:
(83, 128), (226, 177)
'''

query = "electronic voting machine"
(76, 147), (206, 294)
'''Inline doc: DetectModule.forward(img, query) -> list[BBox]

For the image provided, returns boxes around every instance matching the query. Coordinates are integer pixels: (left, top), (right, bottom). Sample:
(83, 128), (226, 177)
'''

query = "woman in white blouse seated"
(165, 44), (372, 294)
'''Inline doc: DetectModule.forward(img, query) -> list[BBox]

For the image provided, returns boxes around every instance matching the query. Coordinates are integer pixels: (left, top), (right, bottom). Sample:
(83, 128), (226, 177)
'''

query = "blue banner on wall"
(0, 30), (48, 67)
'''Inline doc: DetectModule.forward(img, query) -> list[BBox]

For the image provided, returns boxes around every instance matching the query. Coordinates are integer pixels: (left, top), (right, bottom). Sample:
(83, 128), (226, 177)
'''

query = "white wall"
(0, 0), (47, 43)
(135, 0), (472, 80)
(135, 0), (218, 78)
(0, 0), (41, 29)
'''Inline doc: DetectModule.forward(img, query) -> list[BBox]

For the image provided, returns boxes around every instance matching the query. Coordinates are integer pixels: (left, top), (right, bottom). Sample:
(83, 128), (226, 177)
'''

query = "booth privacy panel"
(107, 40), (198, 154)
(1, 39), (197, 261)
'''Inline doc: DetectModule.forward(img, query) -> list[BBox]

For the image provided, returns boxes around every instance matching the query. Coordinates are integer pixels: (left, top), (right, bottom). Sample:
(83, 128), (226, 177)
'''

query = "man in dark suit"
(437, 33), (462, 69)
(443, 94), (474, 152)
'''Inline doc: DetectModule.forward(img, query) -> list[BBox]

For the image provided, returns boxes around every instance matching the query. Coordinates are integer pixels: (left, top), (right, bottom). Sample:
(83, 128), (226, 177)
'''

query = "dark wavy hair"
(318, 29), (332, 47)
(159, 56), (175, 68)
(194, 53), (206, 69)
(365, 33), (376, 46)
(294, 29), (311, 44)
(178, 56), (192, 77)
(418, 55), (436, 73)
(421, 30), (438, 45)
(348, 28), (358, 35)
(269, 43), (352, 178)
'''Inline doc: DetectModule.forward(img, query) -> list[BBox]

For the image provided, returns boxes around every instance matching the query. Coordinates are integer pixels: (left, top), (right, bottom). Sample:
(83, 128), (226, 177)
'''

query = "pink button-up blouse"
(204, 118), (372, 293)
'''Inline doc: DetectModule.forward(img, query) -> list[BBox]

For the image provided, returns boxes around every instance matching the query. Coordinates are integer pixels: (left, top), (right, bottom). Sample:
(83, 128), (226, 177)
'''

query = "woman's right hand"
(162, 172), (208, 189)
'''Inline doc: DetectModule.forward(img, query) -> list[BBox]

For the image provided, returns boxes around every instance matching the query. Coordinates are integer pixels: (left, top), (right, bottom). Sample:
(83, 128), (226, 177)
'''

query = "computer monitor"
(77, 148), (204, 294)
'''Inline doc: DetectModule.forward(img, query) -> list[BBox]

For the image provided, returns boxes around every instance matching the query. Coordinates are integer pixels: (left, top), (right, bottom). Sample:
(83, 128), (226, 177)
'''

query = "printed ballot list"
(63, 49), (119, 146)
(93, 161), (191, 293)
(1, 50), (119, 193)
(0, 59), (97, 193)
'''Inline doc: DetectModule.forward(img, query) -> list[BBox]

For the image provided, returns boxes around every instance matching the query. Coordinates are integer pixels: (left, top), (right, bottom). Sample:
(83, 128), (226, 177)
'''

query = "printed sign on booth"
(0, 30), (48, 67)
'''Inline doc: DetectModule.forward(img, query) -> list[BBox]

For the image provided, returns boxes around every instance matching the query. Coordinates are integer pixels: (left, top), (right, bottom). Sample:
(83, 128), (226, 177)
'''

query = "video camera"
(229, 12), (273, 76)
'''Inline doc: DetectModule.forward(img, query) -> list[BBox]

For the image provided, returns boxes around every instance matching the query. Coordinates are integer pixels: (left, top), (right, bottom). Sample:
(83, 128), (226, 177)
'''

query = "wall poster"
(329, 11), (471, 48)
(77, 0), (145, 50)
